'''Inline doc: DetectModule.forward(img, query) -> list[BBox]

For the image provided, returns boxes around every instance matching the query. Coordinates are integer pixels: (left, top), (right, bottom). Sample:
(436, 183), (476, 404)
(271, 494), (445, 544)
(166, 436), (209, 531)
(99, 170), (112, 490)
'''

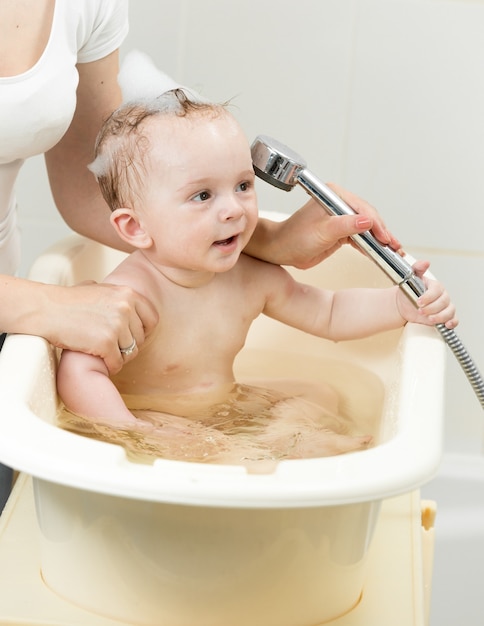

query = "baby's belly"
(113, 363), (237, 413)
(120, 381), (238, 418)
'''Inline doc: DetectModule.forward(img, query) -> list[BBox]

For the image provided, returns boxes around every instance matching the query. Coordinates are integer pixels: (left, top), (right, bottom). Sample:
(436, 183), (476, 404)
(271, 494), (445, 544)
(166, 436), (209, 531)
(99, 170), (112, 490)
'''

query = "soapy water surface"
(58, 376), (375, 473)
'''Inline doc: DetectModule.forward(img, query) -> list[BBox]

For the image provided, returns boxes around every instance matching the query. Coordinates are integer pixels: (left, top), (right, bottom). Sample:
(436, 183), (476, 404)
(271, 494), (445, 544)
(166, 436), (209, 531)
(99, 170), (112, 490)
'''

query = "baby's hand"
(396, 260), (458, 329)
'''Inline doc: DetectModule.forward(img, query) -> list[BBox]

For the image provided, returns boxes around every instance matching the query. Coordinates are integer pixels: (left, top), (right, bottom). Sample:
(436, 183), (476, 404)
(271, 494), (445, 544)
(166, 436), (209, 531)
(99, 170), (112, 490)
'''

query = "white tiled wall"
(16, 0), (484, 450)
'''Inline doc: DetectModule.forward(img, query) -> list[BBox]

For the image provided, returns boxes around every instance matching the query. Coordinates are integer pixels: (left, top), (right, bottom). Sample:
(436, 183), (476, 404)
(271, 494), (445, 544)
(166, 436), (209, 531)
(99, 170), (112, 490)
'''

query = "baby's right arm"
(57, 349), (142, 429)
(259, 257), (456, 342)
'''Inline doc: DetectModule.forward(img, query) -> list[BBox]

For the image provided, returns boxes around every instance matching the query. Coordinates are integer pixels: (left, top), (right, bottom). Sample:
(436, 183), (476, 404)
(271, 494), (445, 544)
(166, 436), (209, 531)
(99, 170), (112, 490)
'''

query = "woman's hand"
(326, 183), (402, 256)
(246, 185), (403, 269)
(43, 281), (158, 374)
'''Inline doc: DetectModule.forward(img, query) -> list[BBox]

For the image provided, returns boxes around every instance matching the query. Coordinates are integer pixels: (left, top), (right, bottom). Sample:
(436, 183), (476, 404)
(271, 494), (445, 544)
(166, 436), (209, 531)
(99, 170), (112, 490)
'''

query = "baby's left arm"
(396, 260), (458, 329)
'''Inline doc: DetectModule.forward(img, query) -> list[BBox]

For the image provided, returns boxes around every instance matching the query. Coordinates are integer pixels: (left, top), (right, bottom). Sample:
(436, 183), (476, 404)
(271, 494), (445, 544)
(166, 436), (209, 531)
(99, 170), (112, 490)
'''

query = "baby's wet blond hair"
(90, 89), (226, 212)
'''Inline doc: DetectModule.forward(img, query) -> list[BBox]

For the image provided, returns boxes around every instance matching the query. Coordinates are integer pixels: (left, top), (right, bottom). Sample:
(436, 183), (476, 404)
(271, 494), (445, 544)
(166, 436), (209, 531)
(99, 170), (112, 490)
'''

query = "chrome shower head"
(251, 135), (306, 192)
(250, 133), (426, 300)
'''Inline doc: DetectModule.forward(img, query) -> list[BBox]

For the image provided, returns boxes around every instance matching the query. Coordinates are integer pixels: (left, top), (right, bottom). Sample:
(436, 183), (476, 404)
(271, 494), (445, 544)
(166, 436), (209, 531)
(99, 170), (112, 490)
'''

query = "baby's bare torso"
(110, 252), (271, 413)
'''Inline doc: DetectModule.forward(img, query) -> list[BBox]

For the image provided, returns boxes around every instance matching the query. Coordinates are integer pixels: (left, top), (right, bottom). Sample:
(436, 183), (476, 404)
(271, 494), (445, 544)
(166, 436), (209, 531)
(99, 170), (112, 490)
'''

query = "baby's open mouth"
(214, 235), (236, 246)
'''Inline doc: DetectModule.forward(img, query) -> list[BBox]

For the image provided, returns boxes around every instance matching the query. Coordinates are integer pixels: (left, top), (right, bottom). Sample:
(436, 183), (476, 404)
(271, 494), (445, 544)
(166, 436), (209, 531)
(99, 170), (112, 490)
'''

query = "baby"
(57, 90), (457, 466)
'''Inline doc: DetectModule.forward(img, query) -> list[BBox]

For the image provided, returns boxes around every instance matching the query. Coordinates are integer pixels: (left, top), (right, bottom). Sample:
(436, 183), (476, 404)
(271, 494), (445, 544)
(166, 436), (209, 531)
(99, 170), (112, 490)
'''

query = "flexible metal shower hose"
(436, 324), (484, 410)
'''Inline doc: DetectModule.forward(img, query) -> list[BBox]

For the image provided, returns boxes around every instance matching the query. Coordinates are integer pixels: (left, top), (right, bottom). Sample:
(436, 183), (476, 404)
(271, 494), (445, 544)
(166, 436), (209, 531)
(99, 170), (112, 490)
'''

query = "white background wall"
(16, 0), (484, 451)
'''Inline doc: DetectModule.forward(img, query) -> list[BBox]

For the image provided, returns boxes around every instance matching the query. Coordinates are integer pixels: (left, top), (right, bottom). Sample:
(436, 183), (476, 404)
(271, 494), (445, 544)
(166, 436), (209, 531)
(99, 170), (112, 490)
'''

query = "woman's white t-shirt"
(0, 0), (128, 275)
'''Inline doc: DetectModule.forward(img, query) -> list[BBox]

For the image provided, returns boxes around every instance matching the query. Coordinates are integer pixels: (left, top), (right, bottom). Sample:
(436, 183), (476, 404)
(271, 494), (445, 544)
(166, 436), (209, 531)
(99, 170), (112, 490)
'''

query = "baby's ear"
(110, 208), (152, 249)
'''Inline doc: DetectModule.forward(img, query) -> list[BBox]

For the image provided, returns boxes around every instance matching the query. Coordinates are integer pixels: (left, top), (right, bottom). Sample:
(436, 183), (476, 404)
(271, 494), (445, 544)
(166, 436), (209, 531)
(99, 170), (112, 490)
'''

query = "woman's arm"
(45, 50), (131, 250)
(37, 50), (160, 371)
(0, 275), (158, 374)
(46, 49), (402, 271)
(46, 53), (402, 265)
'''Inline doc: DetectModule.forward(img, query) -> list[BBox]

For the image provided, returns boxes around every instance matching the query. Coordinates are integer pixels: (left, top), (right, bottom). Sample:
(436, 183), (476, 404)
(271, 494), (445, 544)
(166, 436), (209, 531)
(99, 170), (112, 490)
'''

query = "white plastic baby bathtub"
(0, 221), (446, 626)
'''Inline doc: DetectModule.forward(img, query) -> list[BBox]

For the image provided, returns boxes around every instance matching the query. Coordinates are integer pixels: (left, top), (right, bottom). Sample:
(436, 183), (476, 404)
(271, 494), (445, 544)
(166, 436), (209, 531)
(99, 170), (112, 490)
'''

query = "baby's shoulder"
(103, 252), (156, 293)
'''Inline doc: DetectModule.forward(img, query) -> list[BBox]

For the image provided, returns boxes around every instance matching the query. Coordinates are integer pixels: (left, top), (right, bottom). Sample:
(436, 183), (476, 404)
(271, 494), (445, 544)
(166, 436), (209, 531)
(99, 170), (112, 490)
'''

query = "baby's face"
(138, 111), (259, 279)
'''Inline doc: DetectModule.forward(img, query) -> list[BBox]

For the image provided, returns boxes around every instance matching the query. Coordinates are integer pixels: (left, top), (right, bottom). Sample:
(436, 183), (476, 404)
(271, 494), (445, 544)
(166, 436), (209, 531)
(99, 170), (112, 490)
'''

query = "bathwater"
(57, 350), (384, 473)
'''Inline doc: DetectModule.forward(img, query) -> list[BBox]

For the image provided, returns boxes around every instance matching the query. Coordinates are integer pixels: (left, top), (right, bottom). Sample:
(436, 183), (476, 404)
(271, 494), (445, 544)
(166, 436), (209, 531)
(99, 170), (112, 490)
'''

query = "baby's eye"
(236, 181), (251, 192)
(192, 190), (211, 202)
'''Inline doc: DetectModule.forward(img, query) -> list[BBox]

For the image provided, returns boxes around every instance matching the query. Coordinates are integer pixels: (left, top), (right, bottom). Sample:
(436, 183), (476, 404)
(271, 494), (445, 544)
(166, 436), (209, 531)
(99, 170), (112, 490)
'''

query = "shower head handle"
(250, 135), (425, 302)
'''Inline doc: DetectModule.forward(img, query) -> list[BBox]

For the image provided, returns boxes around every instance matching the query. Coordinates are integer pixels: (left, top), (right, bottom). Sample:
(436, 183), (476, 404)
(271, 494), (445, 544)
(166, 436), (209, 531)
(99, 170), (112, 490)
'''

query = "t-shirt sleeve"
(77, 0), (129, 64)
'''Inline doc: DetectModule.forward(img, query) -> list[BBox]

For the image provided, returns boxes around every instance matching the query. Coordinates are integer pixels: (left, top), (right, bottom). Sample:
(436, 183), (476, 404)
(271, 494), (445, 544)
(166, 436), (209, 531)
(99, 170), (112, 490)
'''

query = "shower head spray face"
(250, 135), (306, 192)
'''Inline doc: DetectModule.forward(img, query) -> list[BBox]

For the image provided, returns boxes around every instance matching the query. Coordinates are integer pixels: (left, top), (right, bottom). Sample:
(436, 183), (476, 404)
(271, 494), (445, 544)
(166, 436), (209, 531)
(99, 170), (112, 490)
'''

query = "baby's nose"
(219, 195), (244, 221)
